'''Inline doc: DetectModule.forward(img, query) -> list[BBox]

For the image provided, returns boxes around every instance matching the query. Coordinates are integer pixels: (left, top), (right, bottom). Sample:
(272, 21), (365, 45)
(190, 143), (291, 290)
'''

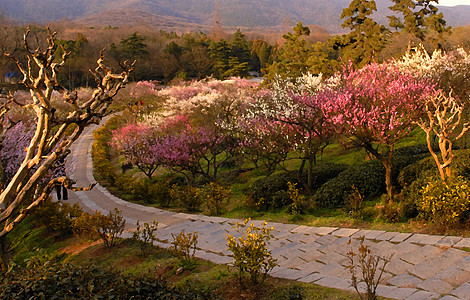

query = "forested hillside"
(1, 0), (469, 33)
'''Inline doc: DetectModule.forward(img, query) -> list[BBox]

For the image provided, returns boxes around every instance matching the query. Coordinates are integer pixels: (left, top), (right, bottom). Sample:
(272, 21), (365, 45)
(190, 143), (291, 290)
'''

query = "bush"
(170, 230), (198, 269)
(299, 163), (349, 191)
(398, 149), (470, 188)
(74, 208), (125, 248)
(245, 172), (296, 211)
(92, 114), (131, 186)
(199, 182), (231, 215)
(35, 198), (83, 235)
(246, 164), (347, 211)
(132, 220), (158, 257)
(0, 260), (203, 299)
(394, 149), (470, 221)
(169, 184), (202, 212)
(313, 160), (386, 208)
(226, 219), (277, 287)
(418, 176), (470, 227)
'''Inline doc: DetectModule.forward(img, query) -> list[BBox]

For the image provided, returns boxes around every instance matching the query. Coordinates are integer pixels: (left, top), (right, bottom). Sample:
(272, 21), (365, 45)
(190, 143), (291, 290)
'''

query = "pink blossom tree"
(321, 62), (436, 199)
(158, 114), (236, 184)
(111, 123), (162, 179)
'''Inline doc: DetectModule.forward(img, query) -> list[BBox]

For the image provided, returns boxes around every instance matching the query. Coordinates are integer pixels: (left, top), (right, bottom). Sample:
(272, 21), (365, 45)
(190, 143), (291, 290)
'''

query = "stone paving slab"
(331, 228), (359, 237)
(450, 282), (470, 299)
(298, 272), (323, 283)
(390, 232), (412, 243)
(406, 290), (440, 300)
(315, 276), (351, 290)
(376, 231), (399, 241)
(386, 274), (423, 288)
(454, 238), (470, 249)
(418, 278), (454, 295)
(438, 236), (463, 247)
(376, 285), (417, 300)
(310, 226), (338, 236)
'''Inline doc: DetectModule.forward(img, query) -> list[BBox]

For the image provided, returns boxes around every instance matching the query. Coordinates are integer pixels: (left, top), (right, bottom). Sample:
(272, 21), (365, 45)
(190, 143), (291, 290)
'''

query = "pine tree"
(337, 0), (389, 67)
(388, 0), (451, 49)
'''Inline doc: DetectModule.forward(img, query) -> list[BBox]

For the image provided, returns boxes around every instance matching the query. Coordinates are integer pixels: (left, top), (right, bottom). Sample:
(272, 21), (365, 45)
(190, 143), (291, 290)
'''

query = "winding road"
(64, 120), (470, 300)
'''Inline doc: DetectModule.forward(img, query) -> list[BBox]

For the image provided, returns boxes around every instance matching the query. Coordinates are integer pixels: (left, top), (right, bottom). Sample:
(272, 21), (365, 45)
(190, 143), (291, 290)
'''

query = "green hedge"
(246, 163), (347, 211)
(0, 261), (205, 299)
(313, 160), (386, 208)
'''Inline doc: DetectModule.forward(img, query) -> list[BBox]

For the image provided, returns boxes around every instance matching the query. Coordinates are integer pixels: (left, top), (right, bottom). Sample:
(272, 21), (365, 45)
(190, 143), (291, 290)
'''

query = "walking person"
(53, 157), (68, 200)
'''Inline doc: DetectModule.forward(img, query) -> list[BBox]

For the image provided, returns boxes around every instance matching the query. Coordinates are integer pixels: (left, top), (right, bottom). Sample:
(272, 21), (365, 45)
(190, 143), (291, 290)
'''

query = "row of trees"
(111, 44), (470, 203)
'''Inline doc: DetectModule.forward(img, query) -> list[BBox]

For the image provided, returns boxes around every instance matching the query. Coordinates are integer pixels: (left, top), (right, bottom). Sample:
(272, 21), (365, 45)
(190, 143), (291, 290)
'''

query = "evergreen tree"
(120, 32), (148, 59)
(337, 0), (389, 67)
(388, 0), (450, 49)
(264, 22), (312, 81)
(208, 39), (231, 79)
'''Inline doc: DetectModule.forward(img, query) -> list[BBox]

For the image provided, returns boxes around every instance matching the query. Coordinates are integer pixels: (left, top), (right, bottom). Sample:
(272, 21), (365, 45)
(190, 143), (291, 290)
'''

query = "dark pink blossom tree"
(321, 62), (436, 199)
(111, 123), (162, 179)
(158, 114), (236, 184)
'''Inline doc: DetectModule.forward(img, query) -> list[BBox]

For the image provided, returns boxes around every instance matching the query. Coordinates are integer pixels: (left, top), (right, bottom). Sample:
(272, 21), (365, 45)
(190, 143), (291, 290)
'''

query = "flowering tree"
(236, 115), (294, 175)
(158, 114), (235, 184)
(111, 123), (162, 179)
(0, 121), (35, 187)
(0, 27), (133, 270)
(248, 73), (333, 192)
(321, 62), (435, 199)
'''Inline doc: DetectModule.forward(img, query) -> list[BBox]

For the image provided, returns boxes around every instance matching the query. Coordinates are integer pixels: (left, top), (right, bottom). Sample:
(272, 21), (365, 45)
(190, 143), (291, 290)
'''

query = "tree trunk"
(383, 160), (393, 202)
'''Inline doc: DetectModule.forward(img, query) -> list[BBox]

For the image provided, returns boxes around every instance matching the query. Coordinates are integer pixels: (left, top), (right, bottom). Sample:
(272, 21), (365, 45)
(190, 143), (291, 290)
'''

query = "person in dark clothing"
(53, 158), (68, 200)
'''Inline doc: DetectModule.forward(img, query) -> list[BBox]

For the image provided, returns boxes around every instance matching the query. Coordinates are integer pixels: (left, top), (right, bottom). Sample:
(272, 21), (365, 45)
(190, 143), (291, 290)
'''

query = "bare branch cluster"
(0, 26), (134, 269)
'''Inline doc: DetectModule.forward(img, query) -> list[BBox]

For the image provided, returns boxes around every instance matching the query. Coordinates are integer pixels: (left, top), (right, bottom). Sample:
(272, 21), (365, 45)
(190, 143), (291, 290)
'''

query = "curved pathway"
(65, 121), (470, 300)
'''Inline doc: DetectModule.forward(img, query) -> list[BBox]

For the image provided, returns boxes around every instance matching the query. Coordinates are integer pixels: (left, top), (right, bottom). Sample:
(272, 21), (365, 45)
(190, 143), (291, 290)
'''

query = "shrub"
(245, 172), (298, 211)
(313, 160), (386, 208)
(35, 198), (83, 235)
(299, 163), (348, 191)
(347, 186), (364, 218)
(199, 182), (231, 215)
(398, 149), (470, 188)
(346, 237), (393, 300)
(394, 149), (470, 221)
(74, 208), (125, 248)
(0, 260), (202, 299)
(287, 181), (305, 215)
(169, 184), (202, 212)
(170, 230), (198, 269)
(418, 176), (470, 227)
(226, 219), (277, 287)
(132, 220), (158, 257)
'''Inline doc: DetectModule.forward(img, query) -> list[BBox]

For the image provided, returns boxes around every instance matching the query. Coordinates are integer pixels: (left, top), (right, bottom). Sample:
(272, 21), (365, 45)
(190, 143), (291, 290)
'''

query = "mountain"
(1, 0), (469, 34)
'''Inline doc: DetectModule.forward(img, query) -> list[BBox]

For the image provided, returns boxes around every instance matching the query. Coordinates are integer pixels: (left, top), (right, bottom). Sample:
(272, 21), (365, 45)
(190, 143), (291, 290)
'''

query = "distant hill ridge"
(1, 0), (469, 33)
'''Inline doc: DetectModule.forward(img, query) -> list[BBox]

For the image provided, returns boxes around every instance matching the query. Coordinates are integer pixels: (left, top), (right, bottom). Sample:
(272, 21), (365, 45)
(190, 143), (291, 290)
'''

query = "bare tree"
(0, 27), (134, 270)
(414, 90), (470, 181)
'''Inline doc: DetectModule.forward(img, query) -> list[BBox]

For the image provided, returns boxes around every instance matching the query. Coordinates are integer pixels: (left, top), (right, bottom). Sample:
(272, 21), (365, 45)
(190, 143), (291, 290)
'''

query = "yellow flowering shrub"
(170, 230), (198, 263)
(199, 182), (231, 215)
(287, 181), (303, 215)
(419, 176), (470, 227)
(226, 219), (277, 286)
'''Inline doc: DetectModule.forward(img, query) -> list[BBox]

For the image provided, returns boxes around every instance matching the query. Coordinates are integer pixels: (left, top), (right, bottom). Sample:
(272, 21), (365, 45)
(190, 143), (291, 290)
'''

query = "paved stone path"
(65, 122), (470, 300)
